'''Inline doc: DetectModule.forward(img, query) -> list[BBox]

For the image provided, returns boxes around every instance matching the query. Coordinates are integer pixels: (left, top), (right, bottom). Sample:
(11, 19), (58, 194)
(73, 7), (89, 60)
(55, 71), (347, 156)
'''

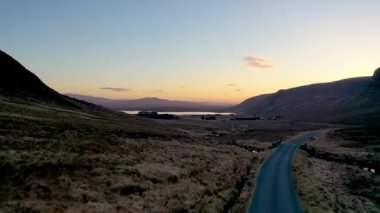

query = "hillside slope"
(0, 50), (75, 105)
(0, 50), (149, 121)
(233, 70), (380, 124)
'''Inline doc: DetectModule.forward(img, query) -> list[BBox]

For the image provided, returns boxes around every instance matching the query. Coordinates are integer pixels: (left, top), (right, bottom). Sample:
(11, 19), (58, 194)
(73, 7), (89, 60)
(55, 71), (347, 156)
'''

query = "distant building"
(268, 115), (282, 120)
(137, 111), (158, 118)
(201, 115), (216, 120)
(230, 116), (261, 121)
(137, 111), (178, 120)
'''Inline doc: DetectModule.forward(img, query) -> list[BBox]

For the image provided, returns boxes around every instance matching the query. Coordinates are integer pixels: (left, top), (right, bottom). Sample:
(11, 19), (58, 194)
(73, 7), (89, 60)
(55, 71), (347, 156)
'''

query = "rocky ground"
(293, 128), (380, 212)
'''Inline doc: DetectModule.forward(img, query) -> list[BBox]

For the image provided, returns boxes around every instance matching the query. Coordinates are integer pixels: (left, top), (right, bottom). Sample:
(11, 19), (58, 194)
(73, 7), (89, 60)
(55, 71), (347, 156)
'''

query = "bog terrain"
(0, 50), (379, 212)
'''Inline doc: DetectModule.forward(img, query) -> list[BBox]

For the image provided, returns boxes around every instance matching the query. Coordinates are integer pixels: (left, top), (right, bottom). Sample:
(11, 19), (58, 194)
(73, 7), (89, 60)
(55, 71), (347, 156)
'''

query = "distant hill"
(66, 94), (232, 112)
(233, 69), (380, 124)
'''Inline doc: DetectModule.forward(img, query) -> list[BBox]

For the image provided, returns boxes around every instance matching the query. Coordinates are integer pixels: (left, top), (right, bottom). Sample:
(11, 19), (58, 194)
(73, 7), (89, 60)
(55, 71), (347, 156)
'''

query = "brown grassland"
(293, 128), (380, 212)
(0, 96), (326, 213)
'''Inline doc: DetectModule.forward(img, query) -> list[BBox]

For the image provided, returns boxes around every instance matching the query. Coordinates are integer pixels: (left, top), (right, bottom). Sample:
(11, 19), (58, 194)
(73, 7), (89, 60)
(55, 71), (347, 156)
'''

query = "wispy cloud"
(244, 56), (274, 68)
(99, 87), (133, 92)
(235, 89), (243, 92)
(150, 89), (164, 93)
(228, 84), (237, 87)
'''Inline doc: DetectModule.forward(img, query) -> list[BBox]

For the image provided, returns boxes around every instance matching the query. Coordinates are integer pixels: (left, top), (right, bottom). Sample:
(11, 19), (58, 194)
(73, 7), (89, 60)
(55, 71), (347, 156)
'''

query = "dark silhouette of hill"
(365, 68), (380, 101)
(66, 94), (232, 112)
(0, 50), (96, 110)
(0, 50), (69, 103)
(0, 50), (144, 120)
(233, 69), (380, 124)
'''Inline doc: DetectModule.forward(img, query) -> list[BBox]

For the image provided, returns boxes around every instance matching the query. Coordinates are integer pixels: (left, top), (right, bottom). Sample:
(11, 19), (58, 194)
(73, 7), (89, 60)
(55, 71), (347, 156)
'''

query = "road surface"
(248, 131), (321, 213)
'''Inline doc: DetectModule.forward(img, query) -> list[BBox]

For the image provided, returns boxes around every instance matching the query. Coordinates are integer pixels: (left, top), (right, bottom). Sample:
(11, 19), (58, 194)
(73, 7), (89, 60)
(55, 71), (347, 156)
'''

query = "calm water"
(122, 111), (234, 116)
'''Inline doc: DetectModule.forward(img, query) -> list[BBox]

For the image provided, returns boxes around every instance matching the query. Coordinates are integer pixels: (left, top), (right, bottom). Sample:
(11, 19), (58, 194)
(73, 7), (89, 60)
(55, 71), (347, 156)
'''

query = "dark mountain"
(366, 68), (380, 101)
(233, 69), (380, 124)
(0, 50), (72, 105)
(66, 94), (232, 112)
(0, 50), (104, 111)
(0, 50), (136, 119)
(0, 49), (229, 114)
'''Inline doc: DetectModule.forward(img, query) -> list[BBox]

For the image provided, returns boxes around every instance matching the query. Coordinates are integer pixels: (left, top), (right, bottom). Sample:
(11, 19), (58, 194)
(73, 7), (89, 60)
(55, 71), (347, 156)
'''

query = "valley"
(0, 49), (379, 212)
(0, 94), (325, 212)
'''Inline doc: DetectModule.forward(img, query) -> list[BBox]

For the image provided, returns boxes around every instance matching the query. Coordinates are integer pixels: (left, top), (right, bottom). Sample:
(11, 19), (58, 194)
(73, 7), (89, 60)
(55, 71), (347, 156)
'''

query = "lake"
(122, 111), (234, 116)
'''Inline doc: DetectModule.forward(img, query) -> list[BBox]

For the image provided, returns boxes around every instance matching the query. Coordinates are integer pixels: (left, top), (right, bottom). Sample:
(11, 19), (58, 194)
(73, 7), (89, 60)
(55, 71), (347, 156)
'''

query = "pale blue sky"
(1, 0), (379, 103)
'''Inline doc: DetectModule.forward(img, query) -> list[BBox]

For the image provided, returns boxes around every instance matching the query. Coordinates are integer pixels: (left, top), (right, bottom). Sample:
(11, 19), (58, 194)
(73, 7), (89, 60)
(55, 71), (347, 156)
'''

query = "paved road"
(248, 131), (321, 213)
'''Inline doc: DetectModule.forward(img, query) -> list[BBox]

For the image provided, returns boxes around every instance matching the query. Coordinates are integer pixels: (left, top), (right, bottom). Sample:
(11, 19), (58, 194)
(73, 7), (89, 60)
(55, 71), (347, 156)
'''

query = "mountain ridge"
(0, 50), (71, 105)
(0, 50), (144, 120)
(66, 94), (232, 112)
(233, 71), (380, 124)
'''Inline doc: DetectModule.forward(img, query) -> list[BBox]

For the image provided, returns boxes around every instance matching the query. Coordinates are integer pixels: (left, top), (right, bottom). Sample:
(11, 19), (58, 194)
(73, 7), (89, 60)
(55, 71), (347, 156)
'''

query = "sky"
(1, 0), (379, 104)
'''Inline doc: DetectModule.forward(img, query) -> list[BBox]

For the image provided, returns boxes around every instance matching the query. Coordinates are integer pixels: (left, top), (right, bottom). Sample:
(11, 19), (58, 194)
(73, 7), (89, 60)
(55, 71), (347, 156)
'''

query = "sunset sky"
(1, 0), (379, 104)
